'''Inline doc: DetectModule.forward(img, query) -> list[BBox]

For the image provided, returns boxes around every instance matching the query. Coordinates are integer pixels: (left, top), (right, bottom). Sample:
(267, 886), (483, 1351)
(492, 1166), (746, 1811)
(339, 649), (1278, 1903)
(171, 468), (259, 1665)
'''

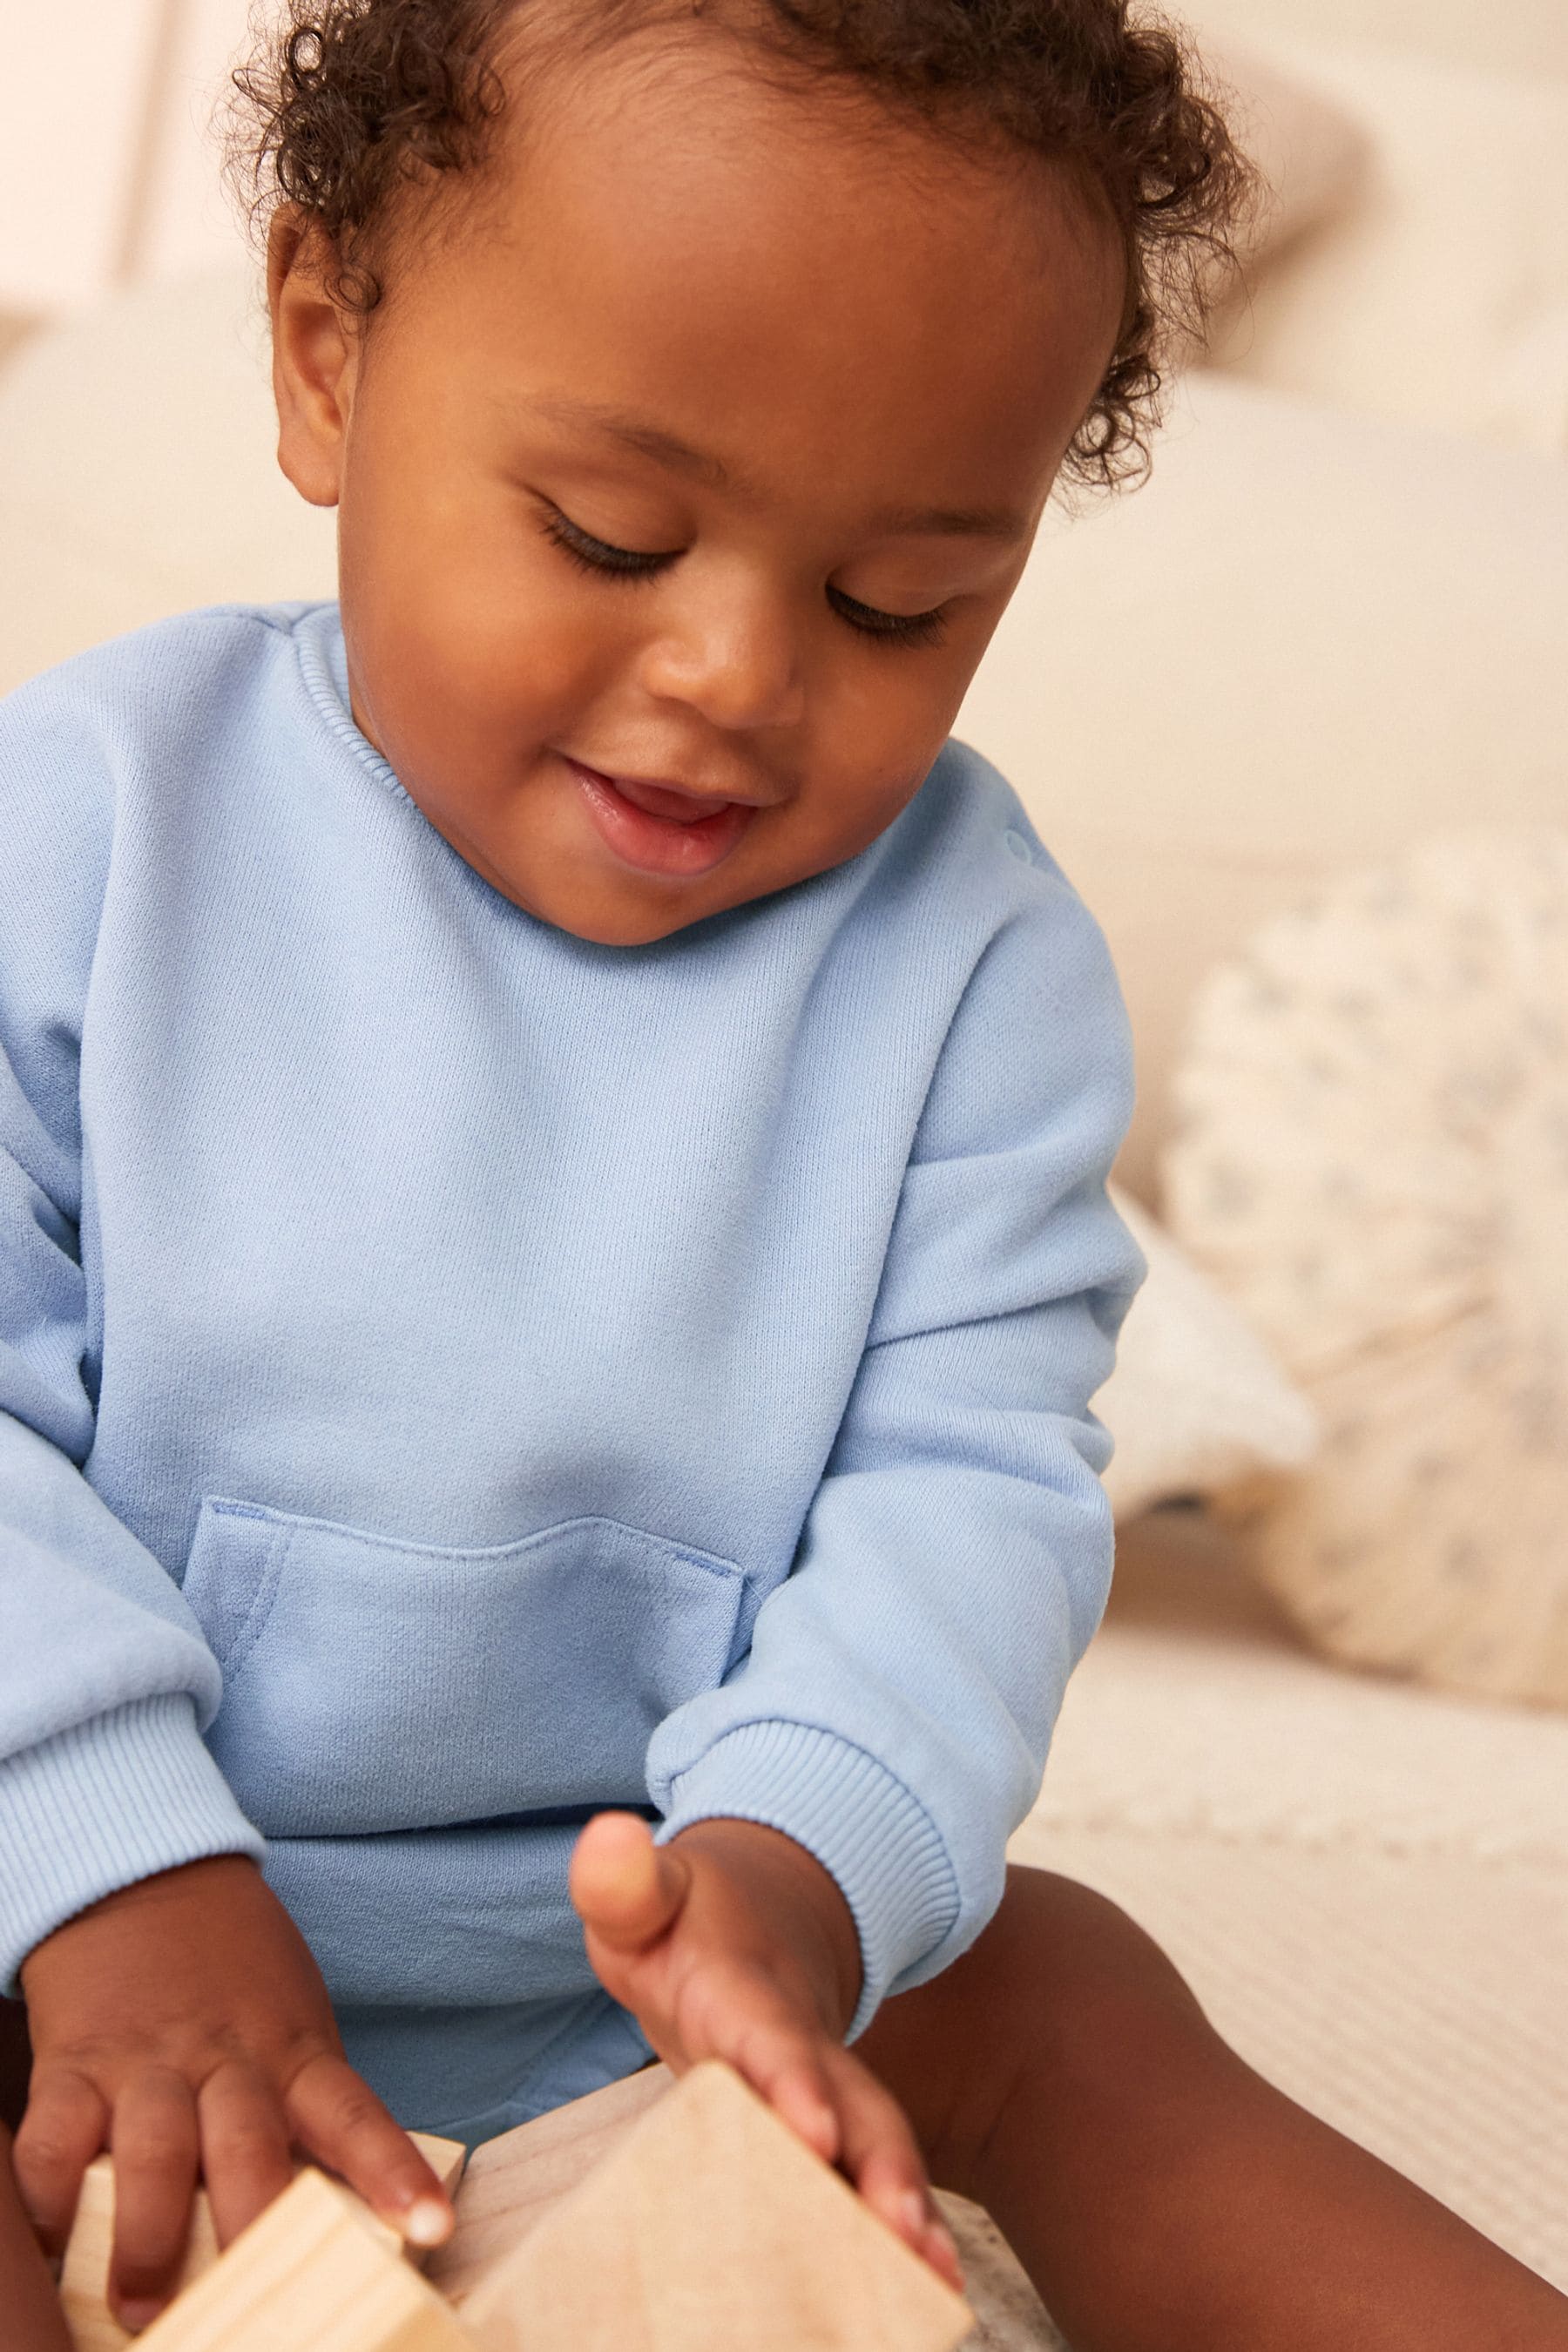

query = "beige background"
(8, 0), (1568, 320)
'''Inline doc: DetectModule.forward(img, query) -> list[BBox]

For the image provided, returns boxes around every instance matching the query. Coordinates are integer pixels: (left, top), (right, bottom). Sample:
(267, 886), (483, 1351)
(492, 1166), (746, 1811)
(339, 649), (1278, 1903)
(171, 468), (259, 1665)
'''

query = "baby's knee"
(987, 1870), (1218, 2097)
(959, 1872), (1240, 2182)
(868, 1865), (1227, 2195)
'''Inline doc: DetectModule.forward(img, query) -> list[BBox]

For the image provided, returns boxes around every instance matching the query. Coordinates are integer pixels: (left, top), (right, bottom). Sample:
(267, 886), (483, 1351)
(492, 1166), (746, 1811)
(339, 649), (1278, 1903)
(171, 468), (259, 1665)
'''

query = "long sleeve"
(647, 865), (1145, 2035)
(0, 665), (261, 1986)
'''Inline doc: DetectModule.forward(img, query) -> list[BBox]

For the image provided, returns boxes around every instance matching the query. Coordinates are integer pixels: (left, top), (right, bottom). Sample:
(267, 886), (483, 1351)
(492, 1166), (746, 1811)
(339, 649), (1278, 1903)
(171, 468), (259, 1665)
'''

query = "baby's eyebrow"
(863, 497), (1027, 543)
(525, 393), (1029, 541)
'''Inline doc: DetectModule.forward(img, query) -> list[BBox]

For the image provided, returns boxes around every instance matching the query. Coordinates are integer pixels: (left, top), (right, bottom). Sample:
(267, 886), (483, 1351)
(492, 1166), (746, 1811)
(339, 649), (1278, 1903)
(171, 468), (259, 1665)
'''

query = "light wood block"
(411, 2135), (470, 2200)
(130, 2167), (471, 2352)
(60, 2133), (465, 2352)
(426, 2064), (669, 2306)
(59, 2164), (217, 2352)
(458, 2060), (974, 2352)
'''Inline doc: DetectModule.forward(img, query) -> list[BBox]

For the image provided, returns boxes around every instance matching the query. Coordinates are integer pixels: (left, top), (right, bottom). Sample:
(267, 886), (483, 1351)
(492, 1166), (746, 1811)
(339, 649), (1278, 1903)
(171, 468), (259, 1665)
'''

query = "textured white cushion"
(1176, 0), (1568, 84)
(956, 374), (1568, 1199)
(1096, 1189), (1315, 1523)
(1194, 35), (1368, 270)
(1204, 38), (1568, 455)
(1163, 830), (1568, 1709)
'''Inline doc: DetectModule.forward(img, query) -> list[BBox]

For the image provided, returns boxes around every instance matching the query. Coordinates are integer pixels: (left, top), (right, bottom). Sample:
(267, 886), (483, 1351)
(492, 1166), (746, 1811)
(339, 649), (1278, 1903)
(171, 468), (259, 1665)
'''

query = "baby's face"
(271, 34), (1121, 944)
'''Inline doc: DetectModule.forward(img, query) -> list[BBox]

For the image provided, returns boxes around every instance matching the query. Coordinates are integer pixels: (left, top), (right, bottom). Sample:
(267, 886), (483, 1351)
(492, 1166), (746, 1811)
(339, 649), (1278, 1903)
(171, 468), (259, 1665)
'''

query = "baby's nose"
(637, 590), (806, 734)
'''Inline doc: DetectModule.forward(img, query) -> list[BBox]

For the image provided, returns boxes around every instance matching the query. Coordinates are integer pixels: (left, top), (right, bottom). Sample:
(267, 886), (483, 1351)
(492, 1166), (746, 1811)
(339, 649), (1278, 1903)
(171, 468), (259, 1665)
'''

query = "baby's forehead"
(395, 62), (1119, 513)
(480, 32), (1115, 320)
(595, 27), (1087, 199)
(237, 0), (1247, 497)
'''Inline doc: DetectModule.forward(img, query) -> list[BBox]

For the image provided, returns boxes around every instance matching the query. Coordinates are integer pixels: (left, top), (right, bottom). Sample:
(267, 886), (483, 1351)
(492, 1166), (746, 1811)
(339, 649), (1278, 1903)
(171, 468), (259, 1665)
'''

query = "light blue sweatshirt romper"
(0, 602), (1143, 2142)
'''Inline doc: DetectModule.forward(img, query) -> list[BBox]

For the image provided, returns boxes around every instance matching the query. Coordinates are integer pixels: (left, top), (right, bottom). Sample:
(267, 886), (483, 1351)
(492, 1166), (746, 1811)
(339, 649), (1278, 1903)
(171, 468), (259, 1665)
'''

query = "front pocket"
(182, 1499), (745, 1836)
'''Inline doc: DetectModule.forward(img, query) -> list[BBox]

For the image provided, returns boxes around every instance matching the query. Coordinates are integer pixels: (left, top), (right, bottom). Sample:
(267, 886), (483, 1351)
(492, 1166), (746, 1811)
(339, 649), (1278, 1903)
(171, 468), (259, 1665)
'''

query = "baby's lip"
(567, 760), (764, 821)
(565, 756), (758, 879)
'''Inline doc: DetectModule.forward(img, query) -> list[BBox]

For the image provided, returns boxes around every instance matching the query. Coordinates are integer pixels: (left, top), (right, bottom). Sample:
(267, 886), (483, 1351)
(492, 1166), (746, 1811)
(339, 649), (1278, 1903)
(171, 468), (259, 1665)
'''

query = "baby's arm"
(639, 862), (1140, 2031)
(0, 666), (452, 2328)
(577, 849), (1139, 2274)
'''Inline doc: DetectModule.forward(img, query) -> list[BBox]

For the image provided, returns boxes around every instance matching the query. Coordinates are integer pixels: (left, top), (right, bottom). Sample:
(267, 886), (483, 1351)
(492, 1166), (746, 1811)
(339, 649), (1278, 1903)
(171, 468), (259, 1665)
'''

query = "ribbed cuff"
(0, 1695), (265, 1989)
(655, 1721), (958, 2039)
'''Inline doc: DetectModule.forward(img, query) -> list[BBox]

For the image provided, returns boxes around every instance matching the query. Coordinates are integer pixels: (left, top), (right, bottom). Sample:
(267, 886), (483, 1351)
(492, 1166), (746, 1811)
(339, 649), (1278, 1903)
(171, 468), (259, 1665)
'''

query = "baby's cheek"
(825, 735), (941, 848)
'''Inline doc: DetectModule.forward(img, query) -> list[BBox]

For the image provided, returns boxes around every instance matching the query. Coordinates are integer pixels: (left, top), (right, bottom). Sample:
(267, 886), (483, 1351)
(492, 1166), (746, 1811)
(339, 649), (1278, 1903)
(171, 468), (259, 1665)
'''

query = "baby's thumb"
(570, 1813), (690, 1953)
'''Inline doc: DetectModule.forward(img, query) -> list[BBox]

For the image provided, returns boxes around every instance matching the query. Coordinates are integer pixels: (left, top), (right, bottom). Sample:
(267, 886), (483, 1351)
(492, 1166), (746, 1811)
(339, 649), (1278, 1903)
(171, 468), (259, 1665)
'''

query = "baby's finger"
(13, 2065), (108, 2258)
(285, 2052), (452, 2249)
(826, 2048), (963, 2293)
(729, 2026), (842, 2166)
(571, 1814), (690, 1956)
(0, 2126), (72, 2352)
(106, 2066), (200, 2329)
(196, 2059), (294, 2249)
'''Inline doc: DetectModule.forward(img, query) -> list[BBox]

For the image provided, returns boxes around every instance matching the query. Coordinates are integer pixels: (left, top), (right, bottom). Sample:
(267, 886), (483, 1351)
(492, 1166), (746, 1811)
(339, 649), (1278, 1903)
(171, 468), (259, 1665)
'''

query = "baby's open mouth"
(604, 772), (730, 823)
(564, 757), (757, 878)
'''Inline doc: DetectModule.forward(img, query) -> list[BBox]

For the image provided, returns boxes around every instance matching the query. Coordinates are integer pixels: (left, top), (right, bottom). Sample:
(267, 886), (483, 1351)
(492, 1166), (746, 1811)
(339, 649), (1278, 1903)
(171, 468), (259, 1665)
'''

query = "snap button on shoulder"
(1003, 828), (1034, 864)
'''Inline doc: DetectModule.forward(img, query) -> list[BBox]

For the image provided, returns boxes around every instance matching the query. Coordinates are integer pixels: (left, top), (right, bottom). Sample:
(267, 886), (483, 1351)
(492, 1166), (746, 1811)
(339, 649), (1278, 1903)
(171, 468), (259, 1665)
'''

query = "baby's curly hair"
(230, 0), (1253, 490)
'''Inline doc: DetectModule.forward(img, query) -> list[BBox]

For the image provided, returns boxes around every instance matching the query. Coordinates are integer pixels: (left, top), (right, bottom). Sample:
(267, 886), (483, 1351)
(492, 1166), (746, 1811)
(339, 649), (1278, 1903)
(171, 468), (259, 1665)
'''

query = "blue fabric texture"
(0, 601), (1143, 2115)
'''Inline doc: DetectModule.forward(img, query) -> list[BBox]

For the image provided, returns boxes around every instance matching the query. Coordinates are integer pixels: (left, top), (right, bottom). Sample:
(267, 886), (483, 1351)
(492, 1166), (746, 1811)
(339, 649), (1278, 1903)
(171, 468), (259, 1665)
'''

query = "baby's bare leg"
(859, 1867), (1568, 2352)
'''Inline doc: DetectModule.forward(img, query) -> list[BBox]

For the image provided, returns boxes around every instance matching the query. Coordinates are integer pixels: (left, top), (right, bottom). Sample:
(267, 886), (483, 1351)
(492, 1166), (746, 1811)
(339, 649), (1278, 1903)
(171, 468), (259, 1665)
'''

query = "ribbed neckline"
(290, 601), (420, 810)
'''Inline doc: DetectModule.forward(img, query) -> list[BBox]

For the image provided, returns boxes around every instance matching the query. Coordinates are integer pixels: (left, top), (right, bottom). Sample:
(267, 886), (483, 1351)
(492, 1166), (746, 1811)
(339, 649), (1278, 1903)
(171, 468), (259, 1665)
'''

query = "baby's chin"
(509, 800), (813, 945)
(401, 760), (855, 944)
(456, 836), (759, 945)
(523, 866), (768, 947)
(385, 778), (744, 944)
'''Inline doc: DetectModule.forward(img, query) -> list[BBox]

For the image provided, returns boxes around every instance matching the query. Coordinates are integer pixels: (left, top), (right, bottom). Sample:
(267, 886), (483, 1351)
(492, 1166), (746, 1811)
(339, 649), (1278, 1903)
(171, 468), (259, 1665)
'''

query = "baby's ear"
(267, 206), (357, 510)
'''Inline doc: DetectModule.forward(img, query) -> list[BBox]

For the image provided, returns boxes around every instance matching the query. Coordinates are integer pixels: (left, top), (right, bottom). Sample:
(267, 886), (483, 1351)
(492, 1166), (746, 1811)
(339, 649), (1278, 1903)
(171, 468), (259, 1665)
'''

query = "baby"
(3, 2), (1565, 2347)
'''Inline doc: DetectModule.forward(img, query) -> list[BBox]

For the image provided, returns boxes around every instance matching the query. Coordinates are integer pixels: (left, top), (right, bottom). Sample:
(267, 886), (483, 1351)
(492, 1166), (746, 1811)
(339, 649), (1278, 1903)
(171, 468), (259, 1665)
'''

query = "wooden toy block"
(60, 2133), (465, 2352)
(425, 2062), (668, 2305)
(456, 2061), (974, 2352)
(129, 2167), (472, 2352)
(58, 2165), (218, 2352)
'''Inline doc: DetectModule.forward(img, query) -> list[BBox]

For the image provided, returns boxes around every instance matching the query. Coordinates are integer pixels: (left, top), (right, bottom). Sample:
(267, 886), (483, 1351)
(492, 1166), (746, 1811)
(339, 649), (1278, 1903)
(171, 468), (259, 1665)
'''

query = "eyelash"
(537, 507), (950, 650)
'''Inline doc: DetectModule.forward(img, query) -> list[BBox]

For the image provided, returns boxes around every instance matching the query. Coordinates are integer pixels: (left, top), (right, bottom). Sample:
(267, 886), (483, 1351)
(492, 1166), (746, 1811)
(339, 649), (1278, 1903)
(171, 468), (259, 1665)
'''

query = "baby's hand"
(17, 1855), (453, 2332)
(570, 1812), (961, 2289)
